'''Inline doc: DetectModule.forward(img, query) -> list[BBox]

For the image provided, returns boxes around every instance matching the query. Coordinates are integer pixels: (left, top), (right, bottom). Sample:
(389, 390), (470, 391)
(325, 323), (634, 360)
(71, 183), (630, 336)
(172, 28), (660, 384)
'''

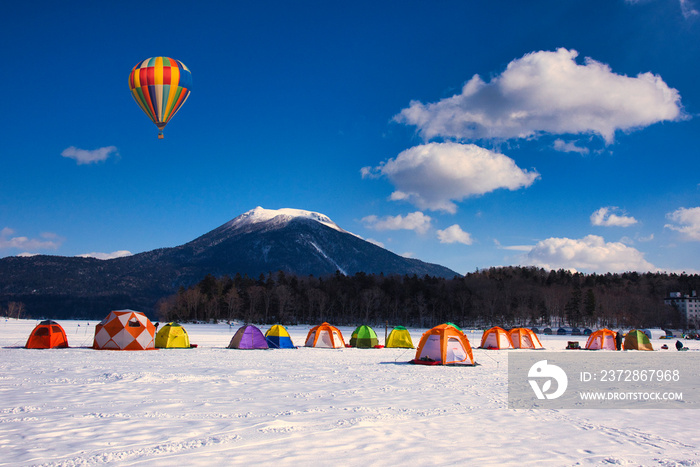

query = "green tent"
(624, 329), (654, 351)
(350, 325), (379, 348)
(444, 322), (462, 331)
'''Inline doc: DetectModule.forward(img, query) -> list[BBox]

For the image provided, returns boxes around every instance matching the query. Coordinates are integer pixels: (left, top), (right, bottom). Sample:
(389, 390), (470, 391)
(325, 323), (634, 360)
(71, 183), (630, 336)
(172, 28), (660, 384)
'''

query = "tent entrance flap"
(420, 335), (442, 361)
(446, 337), (466, 363)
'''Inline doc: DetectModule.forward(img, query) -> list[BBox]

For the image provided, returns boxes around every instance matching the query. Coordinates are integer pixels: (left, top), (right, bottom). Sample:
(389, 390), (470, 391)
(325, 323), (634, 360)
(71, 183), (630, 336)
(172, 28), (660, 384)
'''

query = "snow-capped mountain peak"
(226, 207), (346, 233)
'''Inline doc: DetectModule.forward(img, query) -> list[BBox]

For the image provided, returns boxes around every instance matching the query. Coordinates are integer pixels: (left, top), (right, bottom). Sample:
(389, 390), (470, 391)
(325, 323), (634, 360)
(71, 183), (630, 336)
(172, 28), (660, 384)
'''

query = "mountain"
(0, 207), (459, 318)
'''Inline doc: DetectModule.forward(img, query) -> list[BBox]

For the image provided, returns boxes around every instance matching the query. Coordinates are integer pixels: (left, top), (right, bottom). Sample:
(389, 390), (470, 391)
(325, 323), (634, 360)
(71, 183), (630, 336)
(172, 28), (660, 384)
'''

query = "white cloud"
(553, 139), (589, 154)
(0, 228), (62, 252)
(76, 250), (133, 260)
(394, 48), (683, 145)
(680, 0), (700, 18)
(437, 224), (473, 245)
(495, 240), (534, 252)
(621, 233), (655, 245)
(590, 206), (638, 227)
(360, 166), (376, 179)
(626, 0), (698, 18)
(61, 146), (118, 165)
(665, 207), (700, 240)
(620, 236), (634, 245)
(361, 212), (432, 234)
(525, 235), (656, 273)
(362, 142), (539, 213)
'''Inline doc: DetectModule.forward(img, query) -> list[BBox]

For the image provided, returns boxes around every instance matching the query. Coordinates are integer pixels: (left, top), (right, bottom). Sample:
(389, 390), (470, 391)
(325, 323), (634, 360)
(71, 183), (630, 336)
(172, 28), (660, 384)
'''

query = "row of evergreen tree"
(156, 267), (700, 329)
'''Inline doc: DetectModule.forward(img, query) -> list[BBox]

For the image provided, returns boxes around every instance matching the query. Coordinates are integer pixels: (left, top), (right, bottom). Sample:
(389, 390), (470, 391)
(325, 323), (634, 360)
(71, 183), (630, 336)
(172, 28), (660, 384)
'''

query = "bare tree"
(360, 287), (384, 323)
(246, 285), (265, 323)
(183, 288), (202, 322)
(274, 284), (293, 323)
(8, 302), (25, 320)
(307, 288), (329, 323)
(224, 287), (242, 322)
(156, 295), (178, 321)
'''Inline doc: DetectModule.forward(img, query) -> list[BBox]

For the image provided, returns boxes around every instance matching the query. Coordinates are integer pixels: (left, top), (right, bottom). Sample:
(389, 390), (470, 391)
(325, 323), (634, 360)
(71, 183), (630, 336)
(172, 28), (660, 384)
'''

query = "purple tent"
(227, 325), (269, 349)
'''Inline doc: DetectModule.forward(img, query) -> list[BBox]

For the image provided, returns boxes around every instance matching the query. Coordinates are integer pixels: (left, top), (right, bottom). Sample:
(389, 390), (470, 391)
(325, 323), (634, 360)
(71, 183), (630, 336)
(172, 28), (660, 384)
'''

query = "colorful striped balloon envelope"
(128, 57), (192, 139)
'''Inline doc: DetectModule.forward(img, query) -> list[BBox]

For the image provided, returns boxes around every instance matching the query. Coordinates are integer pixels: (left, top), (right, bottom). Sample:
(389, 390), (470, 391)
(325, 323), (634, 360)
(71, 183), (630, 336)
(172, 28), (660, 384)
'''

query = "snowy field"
(2, 319), (700, 466)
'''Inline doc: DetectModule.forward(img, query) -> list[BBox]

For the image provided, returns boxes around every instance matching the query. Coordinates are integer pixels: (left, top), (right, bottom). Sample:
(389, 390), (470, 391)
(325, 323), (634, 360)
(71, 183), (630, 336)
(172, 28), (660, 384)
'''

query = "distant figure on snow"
(615, 331), (623, 350)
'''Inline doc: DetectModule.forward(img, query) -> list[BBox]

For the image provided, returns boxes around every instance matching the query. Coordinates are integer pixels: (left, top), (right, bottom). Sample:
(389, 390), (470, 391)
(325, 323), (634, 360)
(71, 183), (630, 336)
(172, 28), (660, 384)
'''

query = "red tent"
(26, 320), (69, 349)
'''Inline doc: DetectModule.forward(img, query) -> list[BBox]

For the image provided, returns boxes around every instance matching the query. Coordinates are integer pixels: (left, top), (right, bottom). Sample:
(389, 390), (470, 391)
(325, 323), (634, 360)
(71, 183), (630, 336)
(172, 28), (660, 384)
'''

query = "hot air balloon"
(128, 57), (192, 139)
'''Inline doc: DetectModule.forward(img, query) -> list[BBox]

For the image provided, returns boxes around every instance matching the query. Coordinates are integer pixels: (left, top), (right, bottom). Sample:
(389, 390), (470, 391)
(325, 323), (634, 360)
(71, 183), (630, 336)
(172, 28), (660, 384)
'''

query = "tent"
(508, 328), (544, 349)
(642, 328), (666, 340)
(350, 325), (378, 348)
(385, 326), (414, 348)
(444, 322), (462, 331)
(543, 328), (553, 335)
(480, 327), (513, 349)
(624, 329), (654, 351)
(265, 325), (296, 349)
(228, 325), (268, 349)
(583, 328), (593, 336)
(155, 322), (190, 348)
(25, 320), (69, 349)
(584, 329), (618, 350)
(93, 310), (156, 351)
(305, 322), (346, 348)
(410, 324), (475, 365)
(557, 327), (568, 335)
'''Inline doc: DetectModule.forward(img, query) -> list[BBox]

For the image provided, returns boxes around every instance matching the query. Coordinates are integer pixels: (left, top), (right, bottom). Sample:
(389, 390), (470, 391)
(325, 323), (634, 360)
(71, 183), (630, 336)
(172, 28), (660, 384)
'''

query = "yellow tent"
(155, 322), (191, 348)
(385, 326), (414, 348)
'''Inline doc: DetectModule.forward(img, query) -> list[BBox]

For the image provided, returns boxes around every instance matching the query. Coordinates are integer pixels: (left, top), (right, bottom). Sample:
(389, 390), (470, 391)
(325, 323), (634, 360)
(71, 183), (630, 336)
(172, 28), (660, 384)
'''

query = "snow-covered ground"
(2, 319), (699, 466)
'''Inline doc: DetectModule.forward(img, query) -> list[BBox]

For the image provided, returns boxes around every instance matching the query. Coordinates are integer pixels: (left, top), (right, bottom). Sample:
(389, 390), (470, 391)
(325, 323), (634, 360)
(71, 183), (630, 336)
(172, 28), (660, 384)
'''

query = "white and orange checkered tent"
(93, 310), (156, 351)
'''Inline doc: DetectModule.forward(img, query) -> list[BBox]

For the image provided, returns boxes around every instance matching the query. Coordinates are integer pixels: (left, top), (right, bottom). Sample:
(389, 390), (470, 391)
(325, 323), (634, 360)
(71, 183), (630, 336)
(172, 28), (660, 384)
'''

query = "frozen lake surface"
(2, 319), (699, 466)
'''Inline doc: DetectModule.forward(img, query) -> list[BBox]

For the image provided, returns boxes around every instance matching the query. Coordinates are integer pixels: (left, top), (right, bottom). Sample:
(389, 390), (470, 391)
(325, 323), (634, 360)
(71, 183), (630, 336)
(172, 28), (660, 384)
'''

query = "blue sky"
(1, 0), (699, 274)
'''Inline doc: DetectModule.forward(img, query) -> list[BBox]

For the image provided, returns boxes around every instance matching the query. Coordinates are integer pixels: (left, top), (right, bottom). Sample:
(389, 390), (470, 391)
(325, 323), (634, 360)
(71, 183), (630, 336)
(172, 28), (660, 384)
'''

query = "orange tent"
(411, 324), (475, 365)
(25, 320), (69, 349)
(585, 329), (618, 350)
(480, 327), (513, 349)
(93, 310), (156, 351)
(305, 322), (346, 348)
(508, 328), (544, 349)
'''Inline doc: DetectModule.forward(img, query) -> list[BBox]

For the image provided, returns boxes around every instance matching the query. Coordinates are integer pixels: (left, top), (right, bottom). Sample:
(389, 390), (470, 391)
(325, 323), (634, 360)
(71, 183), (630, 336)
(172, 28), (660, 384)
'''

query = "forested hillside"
(154, 267), (700, 329)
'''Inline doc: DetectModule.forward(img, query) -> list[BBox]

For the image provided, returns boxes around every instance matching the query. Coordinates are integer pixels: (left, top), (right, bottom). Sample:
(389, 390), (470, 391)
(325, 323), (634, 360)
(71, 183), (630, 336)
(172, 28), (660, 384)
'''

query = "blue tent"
(265, 325), (296, 349)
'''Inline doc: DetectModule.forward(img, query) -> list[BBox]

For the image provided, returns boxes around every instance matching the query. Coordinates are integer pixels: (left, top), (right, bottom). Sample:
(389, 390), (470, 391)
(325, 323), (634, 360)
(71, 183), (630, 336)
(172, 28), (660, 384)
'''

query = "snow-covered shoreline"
(2, 319), (699, 466)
